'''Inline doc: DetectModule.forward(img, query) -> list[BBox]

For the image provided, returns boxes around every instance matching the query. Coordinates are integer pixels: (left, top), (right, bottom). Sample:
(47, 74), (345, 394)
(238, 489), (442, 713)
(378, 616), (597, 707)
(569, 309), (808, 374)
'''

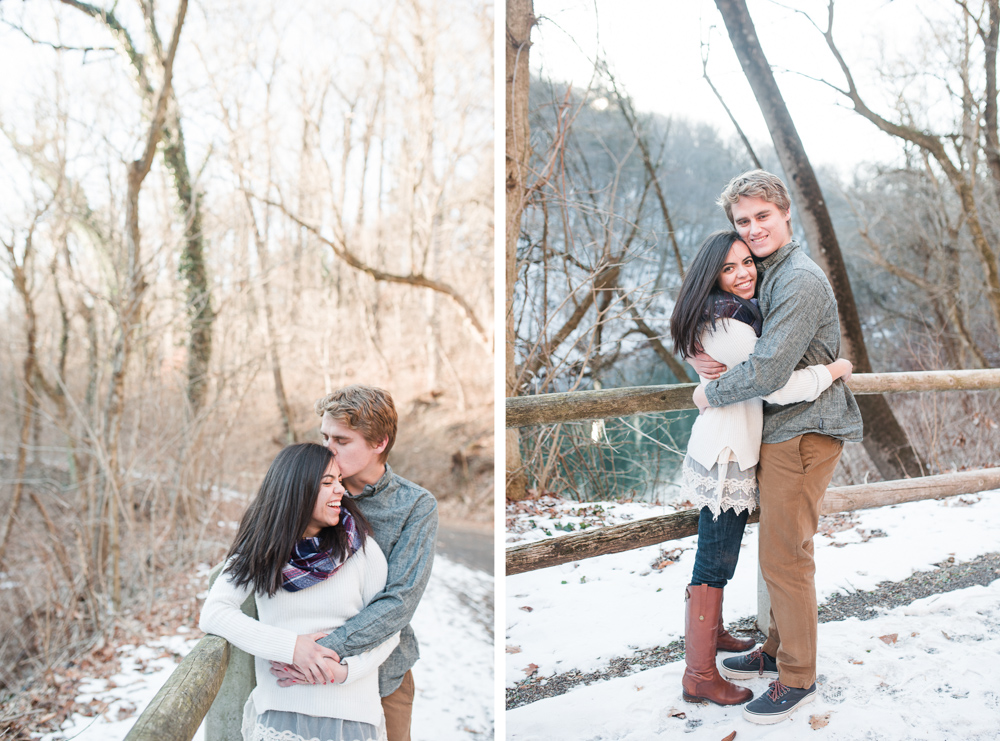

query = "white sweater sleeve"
(198, 569), (298, 664)
(760, 364), (835, 405)
(341, 632), (401, 685)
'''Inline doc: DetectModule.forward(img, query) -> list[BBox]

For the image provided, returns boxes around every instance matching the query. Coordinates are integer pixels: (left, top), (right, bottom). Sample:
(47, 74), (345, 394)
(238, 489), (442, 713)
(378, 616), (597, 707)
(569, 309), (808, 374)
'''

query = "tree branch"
(269, 200), (490, 347)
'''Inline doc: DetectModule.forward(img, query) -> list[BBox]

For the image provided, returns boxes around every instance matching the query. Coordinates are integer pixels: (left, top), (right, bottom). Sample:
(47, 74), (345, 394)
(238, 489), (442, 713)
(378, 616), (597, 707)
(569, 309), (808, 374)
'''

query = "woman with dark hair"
(200, 442), (398, 741)
(669, 230), (852, 706)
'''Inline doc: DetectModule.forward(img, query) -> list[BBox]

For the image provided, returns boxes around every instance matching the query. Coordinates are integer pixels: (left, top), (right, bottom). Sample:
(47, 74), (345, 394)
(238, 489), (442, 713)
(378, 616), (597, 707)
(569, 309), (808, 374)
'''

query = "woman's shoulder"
(355, 538), (388, 573)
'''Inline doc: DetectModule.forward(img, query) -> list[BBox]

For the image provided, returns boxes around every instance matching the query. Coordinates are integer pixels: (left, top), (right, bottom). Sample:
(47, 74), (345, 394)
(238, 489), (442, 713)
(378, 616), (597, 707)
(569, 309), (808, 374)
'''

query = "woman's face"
(717, 240), (757, 299)
(303, 459), (346, 538)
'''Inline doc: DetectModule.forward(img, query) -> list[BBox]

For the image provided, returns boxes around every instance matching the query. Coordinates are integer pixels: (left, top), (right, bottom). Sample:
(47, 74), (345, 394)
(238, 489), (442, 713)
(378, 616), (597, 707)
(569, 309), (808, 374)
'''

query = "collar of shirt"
(355, 463), (394, 499)
(758, 239), (799, 274)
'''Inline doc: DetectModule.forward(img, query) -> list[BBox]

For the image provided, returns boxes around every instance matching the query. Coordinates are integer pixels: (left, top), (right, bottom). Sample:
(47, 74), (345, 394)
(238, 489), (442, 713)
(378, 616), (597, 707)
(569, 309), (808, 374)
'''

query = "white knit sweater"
(685, 318), (835, 472)
(199, 541), (399, 728)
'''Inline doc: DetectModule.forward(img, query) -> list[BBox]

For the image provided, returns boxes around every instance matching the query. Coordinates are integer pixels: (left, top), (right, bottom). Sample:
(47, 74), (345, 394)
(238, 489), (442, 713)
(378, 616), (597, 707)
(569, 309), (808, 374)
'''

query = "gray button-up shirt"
(318, 464), (438, 696)
(704, 240), (863, 444)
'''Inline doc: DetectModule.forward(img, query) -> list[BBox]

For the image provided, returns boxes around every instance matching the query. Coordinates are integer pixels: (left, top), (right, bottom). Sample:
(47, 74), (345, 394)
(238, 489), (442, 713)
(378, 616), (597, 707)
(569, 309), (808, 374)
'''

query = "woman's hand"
(827, 358), (853, 383)
(271, 656), (348, 686)
(291, 632), (342, 685)
(330, 660), (348, 684)
(692, 385), (709, 413)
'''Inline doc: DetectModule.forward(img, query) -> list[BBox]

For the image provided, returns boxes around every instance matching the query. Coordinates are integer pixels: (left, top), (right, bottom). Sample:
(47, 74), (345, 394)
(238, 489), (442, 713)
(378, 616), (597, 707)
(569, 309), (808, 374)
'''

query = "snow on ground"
(34, 553), (493, 741)
(32, 633), (203, 741)
(506, 488), (1000, 739)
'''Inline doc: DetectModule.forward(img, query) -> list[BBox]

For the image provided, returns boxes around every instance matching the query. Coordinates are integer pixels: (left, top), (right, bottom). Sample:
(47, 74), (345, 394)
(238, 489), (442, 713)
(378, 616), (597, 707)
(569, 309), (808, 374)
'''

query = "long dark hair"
(224, 443), (372, 596)
(670, 230), (762, 359)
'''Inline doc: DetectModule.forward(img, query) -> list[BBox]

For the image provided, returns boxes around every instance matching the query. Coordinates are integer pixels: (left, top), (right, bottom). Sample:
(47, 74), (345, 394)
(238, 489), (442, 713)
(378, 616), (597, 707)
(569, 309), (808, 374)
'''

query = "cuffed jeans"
(758, 433), (843, 689)
(690, 505), (750, 588)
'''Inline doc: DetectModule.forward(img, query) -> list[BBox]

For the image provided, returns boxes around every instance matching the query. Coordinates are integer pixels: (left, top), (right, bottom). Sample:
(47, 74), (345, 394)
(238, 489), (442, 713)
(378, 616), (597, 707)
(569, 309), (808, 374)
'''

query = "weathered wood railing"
(123, 566), (256, 741)
(506, 369), (1000, 428)
(506, 369), (1000, 581)
(122, 635), (230, 741)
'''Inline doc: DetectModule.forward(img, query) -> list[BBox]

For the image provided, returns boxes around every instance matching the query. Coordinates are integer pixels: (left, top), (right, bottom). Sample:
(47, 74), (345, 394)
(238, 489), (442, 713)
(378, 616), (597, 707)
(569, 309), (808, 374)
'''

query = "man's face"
(320, 412), (386, 481)
(730, 195), (792, 259)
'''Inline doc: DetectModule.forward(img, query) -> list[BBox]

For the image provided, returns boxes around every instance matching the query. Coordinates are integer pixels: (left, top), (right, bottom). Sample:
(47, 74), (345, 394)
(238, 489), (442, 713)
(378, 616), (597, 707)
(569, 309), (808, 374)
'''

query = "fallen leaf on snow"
(942, 631), (952, 640)
(665, 707), (686, 719)
(879, 633), (898, 644)
(519, 606), (533, 612)
(720, 732), (736, 741)
(506, 645), (521, 654)
(850, 660), (864, 665)
(523, 663), (538, 677)
(809, 712), (831, 729)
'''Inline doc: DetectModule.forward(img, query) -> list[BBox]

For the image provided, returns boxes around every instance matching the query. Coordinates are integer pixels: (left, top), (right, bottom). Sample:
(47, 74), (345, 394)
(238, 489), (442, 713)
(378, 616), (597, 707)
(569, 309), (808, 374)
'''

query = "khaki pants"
(381, 670), (415, 741)
(757, 433), (843, 689)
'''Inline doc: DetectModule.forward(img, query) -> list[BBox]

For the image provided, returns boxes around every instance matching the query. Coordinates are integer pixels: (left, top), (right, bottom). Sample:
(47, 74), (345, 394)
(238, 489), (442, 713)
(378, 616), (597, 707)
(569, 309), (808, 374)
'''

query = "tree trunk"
(163, 103), (214, 416)
(715, 0), (925, 479)
(505, 0), (534, 500)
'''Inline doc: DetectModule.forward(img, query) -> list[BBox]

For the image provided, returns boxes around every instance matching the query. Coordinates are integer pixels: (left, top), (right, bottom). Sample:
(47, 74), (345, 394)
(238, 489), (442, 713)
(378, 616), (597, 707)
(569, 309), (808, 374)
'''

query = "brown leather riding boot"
(682, 585), (753, 705)
(716, 592), (754, 653)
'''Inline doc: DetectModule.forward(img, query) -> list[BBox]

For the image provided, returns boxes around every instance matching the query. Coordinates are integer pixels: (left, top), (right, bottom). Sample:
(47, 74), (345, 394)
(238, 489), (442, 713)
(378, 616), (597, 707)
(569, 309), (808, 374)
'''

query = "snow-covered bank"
(508, 581), (1000, 740)
(506, 488), (1000, 738)
(35, 553), (494, 741)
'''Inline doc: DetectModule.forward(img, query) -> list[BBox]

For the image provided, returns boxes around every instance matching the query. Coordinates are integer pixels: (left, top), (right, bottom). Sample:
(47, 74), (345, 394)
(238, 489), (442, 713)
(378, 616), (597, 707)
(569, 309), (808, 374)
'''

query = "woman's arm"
(339, 632), (401, 686)
(761, 358), (852, 406)
(199, 568), (340, 684)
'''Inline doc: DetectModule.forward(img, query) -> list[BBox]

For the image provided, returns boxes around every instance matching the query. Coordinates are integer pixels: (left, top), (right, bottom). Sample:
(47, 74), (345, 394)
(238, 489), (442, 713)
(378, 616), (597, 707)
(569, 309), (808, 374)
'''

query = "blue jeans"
(689, 506), (749, 588)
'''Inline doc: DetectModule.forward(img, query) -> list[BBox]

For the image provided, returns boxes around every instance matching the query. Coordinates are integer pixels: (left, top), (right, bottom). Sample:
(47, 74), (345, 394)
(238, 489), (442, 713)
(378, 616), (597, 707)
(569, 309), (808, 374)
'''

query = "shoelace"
(767, 680), (791, 701)
(744, 648), (767, 675)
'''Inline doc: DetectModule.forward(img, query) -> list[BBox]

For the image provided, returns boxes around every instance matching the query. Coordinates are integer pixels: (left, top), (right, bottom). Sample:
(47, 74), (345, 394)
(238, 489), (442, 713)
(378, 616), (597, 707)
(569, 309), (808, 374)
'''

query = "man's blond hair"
(717, 169), (792, 229)
(314, 385), (397, 463)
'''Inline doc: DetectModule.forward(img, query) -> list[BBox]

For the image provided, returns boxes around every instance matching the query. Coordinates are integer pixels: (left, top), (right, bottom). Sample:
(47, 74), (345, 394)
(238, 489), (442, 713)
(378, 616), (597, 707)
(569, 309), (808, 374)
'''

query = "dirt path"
(437, 521), (493, 575)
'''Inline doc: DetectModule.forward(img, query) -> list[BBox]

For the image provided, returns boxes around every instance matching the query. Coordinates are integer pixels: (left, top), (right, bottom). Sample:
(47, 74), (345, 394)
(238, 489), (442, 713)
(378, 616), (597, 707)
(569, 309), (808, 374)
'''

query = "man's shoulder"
(387, 471), (438, 514)
(767, 250), (831, 292)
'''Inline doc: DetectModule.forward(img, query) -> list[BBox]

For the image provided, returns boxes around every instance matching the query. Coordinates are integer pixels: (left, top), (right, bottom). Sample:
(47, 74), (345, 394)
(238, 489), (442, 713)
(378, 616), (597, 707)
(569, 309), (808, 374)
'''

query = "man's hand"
(270, 661), (306, 687)
(291, 633), (342, 685)
(271, 653), (348, 687)
(693, 385), (709, 413)
(688, 351), (727, 380)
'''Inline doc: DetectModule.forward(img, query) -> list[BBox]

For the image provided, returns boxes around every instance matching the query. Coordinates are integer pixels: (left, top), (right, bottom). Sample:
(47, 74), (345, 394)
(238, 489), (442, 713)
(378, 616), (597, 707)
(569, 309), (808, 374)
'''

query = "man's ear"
(372, 436), (389, 455)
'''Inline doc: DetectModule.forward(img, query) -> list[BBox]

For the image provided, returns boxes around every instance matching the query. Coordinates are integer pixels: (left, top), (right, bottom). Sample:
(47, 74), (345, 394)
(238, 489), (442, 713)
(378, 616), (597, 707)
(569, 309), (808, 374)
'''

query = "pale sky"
(530, 0), (952, 176)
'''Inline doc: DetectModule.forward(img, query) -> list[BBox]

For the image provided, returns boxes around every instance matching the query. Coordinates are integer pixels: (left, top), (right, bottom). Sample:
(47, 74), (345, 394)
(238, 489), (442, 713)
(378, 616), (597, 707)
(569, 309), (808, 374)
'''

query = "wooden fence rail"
(506, 468), (1000, 575)
(505, 369), (1000, 428)
(506, 367), (1000, 631)
(122, 634), (230, 741)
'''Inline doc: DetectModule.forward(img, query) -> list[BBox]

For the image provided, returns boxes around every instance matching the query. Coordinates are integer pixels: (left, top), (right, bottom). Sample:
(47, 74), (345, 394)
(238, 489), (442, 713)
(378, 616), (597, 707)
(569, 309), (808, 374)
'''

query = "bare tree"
(714, 0), (926, 480)
(55, 0), (215, 415)
(506, 0), (535, 500)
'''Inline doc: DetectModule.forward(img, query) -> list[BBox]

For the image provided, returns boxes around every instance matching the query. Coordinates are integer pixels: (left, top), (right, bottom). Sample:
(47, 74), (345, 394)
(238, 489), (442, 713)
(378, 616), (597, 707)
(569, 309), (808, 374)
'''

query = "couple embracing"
(199, 385), (437, 741)
(668, 170), (863, 724)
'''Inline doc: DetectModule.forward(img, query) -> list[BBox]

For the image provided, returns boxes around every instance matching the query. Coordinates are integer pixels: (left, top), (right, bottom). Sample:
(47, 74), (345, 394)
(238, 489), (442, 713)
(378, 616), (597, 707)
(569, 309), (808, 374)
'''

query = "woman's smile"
(717, 240), (757, 299)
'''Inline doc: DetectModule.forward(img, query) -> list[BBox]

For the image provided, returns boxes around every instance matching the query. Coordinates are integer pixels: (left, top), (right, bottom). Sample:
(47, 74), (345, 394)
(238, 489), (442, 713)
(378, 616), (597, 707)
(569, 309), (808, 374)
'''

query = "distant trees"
(0, 0), (492, 694)
(508, 70), (759, 498)
(509, 0), (1000, 499)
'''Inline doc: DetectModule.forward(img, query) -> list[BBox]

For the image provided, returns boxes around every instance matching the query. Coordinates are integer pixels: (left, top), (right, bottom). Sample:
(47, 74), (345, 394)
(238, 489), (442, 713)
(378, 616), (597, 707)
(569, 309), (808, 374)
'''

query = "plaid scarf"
(709, 294), (762, 336)
(281, 510), (362, 592)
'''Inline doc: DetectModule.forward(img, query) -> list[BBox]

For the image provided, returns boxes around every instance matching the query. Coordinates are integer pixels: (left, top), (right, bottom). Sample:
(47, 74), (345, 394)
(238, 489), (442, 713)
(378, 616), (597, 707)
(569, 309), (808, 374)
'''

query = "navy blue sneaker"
(743, 680), (817, 724)
(720, 647), (778, 680)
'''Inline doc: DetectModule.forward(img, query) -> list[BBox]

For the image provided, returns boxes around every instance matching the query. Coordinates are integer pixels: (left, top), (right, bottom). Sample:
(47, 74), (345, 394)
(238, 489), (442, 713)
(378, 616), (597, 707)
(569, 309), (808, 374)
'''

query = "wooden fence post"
(122, 635), (229, 741)
(203, 564), (257, 741)
(756, 563), (770, 635)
